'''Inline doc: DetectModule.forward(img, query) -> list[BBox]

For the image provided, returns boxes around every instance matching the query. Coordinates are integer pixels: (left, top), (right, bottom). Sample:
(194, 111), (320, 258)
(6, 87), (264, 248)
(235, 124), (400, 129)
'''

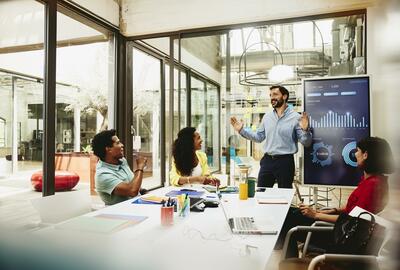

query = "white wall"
(70, 0), (119, 27)
(121, 0), (376, 36)
(0, 0), (109, 51)
(144, 38), (221, 83)
(367, 0), (400, 157)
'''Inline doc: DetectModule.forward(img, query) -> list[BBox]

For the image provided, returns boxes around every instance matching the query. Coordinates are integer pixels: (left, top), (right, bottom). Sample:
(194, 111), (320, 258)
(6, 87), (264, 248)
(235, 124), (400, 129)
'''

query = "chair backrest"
(349, 206), (393, 256)
(31, 190), (92, 224)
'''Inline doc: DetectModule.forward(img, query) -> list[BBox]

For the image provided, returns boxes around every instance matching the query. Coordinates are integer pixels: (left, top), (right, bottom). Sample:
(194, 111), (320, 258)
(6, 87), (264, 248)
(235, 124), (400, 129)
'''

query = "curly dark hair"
(91, 129), (116, 161)
(172, 127), (197, 176)
(357, 136), (395, 174)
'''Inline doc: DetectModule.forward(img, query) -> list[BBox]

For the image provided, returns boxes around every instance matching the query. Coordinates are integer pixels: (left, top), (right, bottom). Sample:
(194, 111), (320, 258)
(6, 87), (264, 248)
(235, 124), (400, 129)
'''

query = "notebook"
(132, 195), (168, 205)
(220, 202), (277, 235)
(165, 189), (205, 198)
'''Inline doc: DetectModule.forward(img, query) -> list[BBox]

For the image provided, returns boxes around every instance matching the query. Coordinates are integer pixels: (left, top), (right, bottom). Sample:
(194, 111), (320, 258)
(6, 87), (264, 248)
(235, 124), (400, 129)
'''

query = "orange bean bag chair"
(31, 171), (80, 192)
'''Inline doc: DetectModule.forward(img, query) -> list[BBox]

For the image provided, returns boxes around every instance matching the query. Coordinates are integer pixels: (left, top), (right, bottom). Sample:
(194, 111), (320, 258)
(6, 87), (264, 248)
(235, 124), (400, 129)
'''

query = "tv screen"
(303, 76), (370, 187)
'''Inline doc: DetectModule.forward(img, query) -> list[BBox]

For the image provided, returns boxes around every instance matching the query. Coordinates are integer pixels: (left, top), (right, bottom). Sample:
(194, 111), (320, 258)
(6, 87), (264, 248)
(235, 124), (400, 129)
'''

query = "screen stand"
(313, 187), (318, 210)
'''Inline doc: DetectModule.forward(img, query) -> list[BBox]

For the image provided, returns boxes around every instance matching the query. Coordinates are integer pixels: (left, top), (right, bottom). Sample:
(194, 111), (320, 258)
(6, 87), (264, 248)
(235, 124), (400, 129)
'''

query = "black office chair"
(279, 211), (392, 270)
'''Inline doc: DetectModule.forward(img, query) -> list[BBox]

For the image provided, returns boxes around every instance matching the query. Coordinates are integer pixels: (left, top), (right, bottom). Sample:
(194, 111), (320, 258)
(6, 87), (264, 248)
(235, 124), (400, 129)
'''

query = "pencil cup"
(239, 183), (248, 200)
(161, 206), (174, 226)
(177, 195), (190, 218)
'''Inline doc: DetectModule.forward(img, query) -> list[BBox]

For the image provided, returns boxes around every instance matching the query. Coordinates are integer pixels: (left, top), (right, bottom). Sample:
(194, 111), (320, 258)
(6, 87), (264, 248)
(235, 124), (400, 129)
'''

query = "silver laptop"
(220, 201), (277, 235)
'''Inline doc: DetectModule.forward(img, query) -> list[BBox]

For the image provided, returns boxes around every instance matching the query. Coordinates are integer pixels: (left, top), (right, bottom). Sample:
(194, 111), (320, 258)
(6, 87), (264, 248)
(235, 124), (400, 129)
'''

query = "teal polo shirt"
(95, 158), (134, 205)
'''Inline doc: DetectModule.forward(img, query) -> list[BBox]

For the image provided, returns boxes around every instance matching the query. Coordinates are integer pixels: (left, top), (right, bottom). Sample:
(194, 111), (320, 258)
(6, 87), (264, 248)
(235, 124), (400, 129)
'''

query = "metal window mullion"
(168, 37), (175, 173)
(177, 37), (181, 129)
(43, 0), (57, 196)
(217, 84), (221, 172)
(160, 60), (166, 186)
(186, 70), (191, 127)
(124, 38), (133, 168)
(225, 32), (231, 184)
(203, 81), (207, 151)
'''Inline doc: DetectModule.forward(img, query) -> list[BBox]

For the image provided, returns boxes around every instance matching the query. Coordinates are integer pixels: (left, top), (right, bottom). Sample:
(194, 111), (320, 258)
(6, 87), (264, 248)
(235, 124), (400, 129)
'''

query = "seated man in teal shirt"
(92, 129), (147, 205)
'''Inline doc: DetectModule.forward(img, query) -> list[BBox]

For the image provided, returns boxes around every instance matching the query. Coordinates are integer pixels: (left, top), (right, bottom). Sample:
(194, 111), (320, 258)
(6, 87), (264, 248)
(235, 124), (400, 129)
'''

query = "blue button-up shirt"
(239, 106), (312, 155)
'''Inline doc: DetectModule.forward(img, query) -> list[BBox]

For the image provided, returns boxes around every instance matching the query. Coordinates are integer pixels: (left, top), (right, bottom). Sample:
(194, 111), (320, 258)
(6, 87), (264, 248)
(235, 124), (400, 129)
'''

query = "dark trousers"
(276, 207), (333, 258)
(257, 153), (295, 188)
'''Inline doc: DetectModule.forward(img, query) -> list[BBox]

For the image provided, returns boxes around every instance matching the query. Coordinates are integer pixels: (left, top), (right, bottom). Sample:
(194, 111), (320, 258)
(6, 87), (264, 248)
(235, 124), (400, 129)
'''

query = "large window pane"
(191, 77), (206, 151)
(132, 48), (161, 189)
(56, 8), (115, 195)
(225, 13), (366, 162)
(0, 0), (44, 228)
(206, 83), (219, 170)
(180, 71), (187, 128)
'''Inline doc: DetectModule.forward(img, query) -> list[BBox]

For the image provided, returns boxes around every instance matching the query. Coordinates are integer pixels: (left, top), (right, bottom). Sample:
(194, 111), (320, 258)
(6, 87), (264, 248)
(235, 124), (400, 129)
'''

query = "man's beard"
(271, 98), (284, 108)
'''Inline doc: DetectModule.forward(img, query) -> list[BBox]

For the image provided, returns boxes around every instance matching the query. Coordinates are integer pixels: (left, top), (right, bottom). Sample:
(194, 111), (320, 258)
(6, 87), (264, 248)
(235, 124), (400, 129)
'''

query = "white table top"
(32, 186), (294, 270)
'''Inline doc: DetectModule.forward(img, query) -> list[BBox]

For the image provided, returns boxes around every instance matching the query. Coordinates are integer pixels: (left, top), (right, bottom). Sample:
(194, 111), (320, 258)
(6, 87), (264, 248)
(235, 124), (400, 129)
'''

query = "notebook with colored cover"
(132, 195), (167, 204)
(165, 189), (205, 198)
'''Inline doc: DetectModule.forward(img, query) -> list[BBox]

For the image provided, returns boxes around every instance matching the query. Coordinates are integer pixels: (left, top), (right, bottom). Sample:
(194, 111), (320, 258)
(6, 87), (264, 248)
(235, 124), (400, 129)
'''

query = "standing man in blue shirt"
(92, 129), (147, 205)
(230, 85), (312, 188)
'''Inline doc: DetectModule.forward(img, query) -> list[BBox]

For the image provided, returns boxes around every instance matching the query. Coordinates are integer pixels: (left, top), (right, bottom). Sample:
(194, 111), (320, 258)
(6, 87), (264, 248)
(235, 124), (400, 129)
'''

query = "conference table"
(31, 186), (294, 270)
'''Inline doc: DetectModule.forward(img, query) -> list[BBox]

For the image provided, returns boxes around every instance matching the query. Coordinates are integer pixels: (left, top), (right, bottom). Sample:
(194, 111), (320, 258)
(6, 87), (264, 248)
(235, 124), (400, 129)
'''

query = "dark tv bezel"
(301, 75), (371, 188)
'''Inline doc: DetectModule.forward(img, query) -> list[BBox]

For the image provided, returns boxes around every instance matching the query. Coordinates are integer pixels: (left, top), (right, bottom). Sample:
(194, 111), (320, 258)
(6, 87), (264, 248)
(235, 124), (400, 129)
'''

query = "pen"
(166, 197), (171, 207)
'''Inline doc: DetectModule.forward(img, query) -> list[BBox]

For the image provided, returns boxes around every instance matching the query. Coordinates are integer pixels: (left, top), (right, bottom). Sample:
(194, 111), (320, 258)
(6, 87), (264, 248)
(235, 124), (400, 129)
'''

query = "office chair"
(31, 190), (92, 225)
(279, 208), (392, 270)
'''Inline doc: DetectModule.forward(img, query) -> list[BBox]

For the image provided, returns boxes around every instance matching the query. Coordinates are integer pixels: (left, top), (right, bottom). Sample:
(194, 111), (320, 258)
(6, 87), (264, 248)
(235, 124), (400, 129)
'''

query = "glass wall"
(55, 7), (115, 193)
(0, 1), (44, 191)
(190, 77), (206, 151)
(205, 83), (220, 170)
(179, 71), (187, 129)
(223, 14), (366, 160)
(178, 34), (224, 172)
(132, 48), (161, 189)
(0, 0), (46, 228)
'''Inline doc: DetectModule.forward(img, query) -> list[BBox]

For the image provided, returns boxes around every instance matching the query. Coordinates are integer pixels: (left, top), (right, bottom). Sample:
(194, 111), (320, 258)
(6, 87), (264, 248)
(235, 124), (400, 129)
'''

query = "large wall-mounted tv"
(303, 75), (370, 187)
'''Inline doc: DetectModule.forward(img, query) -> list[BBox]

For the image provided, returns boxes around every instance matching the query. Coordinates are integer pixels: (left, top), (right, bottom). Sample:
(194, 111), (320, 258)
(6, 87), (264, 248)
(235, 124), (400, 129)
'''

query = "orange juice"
(239, 183), (248, 200)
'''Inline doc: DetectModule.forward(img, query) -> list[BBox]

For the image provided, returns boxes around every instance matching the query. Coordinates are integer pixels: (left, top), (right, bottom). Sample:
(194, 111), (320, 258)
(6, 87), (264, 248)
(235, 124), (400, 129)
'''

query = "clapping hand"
(136, 157), (148, 170)
(299, 112), (309, 131)
(230, 116), (244, 132)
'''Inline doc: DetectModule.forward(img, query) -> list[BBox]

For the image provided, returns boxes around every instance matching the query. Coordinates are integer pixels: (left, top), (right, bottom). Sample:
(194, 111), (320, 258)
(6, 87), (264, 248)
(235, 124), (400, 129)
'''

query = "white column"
(74, 107), (81, 152)
(12, 77), (18, 173)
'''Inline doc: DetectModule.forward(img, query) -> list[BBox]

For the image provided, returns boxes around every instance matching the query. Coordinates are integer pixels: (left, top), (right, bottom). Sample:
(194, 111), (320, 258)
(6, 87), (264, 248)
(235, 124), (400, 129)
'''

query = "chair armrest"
(302, 221), (334, 258)
(282, 226), (334, 259)
(312, 221), (334, 226)
(307, 254), (378, 270)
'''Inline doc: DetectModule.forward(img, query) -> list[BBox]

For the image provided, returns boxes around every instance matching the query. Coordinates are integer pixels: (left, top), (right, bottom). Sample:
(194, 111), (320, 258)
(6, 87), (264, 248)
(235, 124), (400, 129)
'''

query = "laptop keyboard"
(233, 217), (257, 231)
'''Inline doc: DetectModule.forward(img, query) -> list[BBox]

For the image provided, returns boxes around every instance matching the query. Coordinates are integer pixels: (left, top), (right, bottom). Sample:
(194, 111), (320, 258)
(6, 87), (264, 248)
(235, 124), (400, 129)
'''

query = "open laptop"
(220, 200), (278, 235)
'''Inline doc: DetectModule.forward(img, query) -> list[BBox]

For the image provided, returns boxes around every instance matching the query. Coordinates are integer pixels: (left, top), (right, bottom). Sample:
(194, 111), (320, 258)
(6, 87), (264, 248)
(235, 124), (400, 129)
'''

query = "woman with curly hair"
(170, 127), (220, 186)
